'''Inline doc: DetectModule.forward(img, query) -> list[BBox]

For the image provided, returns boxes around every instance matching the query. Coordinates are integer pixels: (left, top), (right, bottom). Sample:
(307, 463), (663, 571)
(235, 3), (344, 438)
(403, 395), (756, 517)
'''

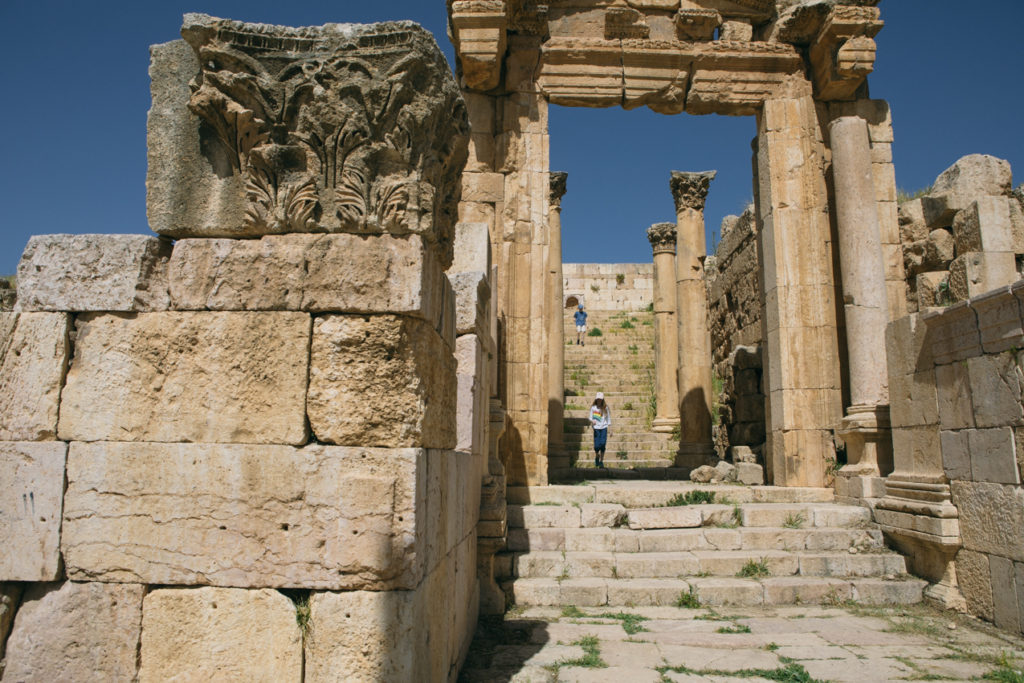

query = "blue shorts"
(593, 428), (608, 452)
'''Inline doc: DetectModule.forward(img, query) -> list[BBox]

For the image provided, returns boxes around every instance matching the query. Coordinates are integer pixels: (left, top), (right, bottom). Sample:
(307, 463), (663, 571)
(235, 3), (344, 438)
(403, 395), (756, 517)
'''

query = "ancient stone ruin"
(3, 1), (1024, 679)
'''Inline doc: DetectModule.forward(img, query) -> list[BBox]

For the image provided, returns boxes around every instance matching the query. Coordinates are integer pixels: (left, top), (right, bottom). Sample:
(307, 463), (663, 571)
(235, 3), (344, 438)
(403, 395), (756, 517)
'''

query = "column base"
(652, 417), (680, 433)
(676, 442), (715, 469)
(835, 473), (886, 506)
(477, 537), (508, 615)
(836, 404), (893, 481)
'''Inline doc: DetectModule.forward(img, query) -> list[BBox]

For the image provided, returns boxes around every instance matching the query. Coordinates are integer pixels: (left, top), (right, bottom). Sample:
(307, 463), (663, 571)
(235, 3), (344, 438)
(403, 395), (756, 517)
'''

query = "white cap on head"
(595, 392), (604, 400)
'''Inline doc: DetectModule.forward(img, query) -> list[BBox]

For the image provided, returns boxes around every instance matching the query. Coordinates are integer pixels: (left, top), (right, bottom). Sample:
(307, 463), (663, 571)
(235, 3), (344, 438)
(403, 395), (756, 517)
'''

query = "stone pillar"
(547, 172), (568, 470)
(670, 171), (716, 467)
(646, 222), (680, 432)
(756, 95), (843, 487)
(829, 115), (893, 499)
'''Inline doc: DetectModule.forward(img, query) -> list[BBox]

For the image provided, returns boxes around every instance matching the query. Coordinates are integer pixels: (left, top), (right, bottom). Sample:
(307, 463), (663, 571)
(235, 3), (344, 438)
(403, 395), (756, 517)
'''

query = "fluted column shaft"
(648, 223), (681, 432)
(547, 173), (568, 462)
(671, 171), (717, 467)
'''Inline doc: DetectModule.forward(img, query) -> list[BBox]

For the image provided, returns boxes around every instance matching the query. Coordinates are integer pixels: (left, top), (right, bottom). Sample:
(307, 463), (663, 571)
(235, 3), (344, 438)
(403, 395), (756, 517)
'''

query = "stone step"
(503, 576), (926, 607)
(567, 458), (678, 469)
(505, 549), (907, 580)
(505, 526), (884, 554)
(507, 484), (835, 508)
(507, 502), (869, 531)
(562, 432), (673, 443)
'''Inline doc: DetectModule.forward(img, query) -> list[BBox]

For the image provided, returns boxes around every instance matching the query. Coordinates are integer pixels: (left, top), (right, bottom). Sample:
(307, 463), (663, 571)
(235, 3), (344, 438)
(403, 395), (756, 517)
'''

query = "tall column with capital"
(647, 222), (681, 432)
(829, 115), (893, 497)
(670, 171), (717, 467)
(547, 172), (568, 468)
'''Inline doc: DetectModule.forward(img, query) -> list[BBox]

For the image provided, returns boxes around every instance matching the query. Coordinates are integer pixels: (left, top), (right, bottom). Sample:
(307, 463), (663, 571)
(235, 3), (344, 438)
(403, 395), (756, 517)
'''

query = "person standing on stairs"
(574, 303), (588, 345)
(590, 392), (611, 468)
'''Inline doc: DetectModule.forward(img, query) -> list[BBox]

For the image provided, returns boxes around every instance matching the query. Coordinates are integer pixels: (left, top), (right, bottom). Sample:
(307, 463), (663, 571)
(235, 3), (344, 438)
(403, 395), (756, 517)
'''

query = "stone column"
(670, 171), (716, 467)
(829, 115), (893, 499)
(547, 173), (568, 469)
(756, 95), (843, 487)
(646, 222), (680, 432)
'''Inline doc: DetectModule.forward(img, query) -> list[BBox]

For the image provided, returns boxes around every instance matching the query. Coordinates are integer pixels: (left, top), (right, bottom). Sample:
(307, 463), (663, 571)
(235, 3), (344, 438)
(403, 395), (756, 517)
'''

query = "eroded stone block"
(955, 549), (993, 622)
(58, 311), (310, 444)
(990, 555), (1021, 633)
(3, 582), (144, 682)
(16, 234), (171, 312)
(147, 17), (468, 269)
(308, 315), (456, 448)
(952, 481), (1024, 562)
(0, 312), (69, 441)
(140, 587), (301, 683)
(953, 197), (1018, 255)
(450, 271), (489, 335)
(0, 442), (67, 581)
(63, 442), (427, 589)
(169, 233), (447, 322)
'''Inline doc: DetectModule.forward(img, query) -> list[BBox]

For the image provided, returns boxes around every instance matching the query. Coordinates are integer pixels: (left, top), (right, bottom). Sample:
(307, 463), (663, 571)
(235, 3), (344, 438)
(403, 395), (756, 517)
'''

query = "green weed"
(676, 588), (701, 608)
(588, 327), (603, 337)
(620, 320), (634, 329)
(737, 558), (770, 578)
(783, 512), (806, 529)
(665, 490), (717, 506)
(560, 635), (607, 668)
(716, 623), (752, 634)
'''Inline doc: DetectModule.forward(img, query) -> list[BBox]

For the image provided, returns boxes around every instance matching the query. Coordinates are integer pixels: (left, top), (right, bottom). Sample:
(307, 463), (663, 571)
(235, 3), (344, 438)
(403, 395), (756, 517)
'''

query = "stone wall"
(705, 207), (766, 462)
(0, 279), (14, 311)
(562, 263), (653, 312)
(0, 15), (488, 682)
(899, 155), (1024, 313)
(881, 285), (1024, 635)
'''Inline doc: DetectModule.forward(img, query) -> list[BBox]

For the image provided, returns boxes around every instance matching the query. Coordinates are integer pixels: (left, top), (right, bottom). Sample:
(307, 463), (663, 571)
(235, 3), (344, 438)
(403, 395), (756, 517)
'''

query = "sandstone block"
(169, 233), (448, 321)
(967, 354), (1024, 428)
(455, 334), (484, 453)
(147, 20), (468, 270)
(0, 583), (21, 662)
(16, 234), (171, 312)
(0, 312), (69, 441)
(508, 504), (581, 529)
(955, 549), (993, 621)
(990, 555), (1021, 633)
(972, 285), (1024, 353)
(462, 172), (505, 203)
(968, 428), (1020, 484)
(63, 442), (427, 589)
(139, 587), (301, 683)
(921, 192), (972, 229)
(736, 462), (765, 485)
(898, 199), (927, 242)
(450, 271), (489, 335)
(305, 589), (420, 683)
(3, 582), (144, 682)
(948, 252), (1017, 302)
(924, 229), (954, 268)
(58, 311), (310, 444)
(953, 197), (1018, 254)
(451, 222), (492, 275)
(626, 507), (702, 530)
(935, 361), (974, 431)
(308, 314), (456, 448)
(0, 442), (67, 581)
(932, 154), (1013, 199)
(580, 503), (625, 528)
(940, 430), (971, 481)
(951, 481), (1024, 561)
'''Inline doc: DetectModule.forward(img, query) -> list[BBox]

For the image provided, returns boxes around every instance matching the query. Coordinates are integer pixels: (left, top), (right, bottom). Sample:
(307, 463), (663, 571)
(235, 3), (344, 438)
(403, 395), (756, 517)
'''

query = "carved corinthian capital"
(549, 172), (568, 207)
(148, 14), (469, 267)
(669, 170), (717, 213)
(646, 222), (677, 255)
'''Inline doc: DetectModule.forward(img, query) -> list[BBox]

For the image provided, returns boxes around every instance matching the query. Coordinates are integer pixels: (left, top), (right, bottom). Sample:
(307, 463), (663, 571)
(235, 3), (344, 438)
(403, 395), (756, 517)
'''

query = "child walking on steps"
(589, 392), (611, 468)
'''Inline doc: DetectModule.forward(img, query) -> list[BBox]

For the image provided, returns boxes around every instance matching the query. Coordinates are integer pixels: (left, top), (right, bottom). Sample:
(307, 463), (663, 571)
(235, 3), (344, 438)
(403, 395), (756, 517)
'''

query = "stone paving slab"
(459, 603), (1024, 683)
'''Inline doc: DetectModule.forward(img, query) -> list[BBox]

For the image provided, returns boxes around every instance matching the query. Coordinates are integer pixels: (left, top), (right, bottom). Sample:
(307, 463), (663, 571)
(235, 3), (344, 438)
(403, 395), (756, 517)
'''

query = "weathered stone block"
(580, 504), (625, 528)
(915, 271), (948, 310)
(169, 233), (447, 321)
(935, 361), (974, 431)
(308, 315), (456, 449)
(940, 430), (971, 481)
(63, 442), (427, 589)
(952, 481), (1024, 562)
(966, 354), (1023, 428)
(932, 154), (1013, 199)
(147, 18), (468, 269)
(898, 199), (927, 243)
(455, 334), (484, 453)
(955, 549), (994, 621)
(626, 507), (702, 530)
(139, 587), (301, 683)
(58, 311), (310, 444)
(0, 442), (67, 581)
(0, 312), (69, 441)
(16, 234), (171, 312)
(0, 583), (21, 663)
(968, 428), (1020, 484)
(3, 582), (144, 682)
(953, 197), (1018, 255)
(948, 252), (1017, 303)
(450, 271), (488, 336)
(924, 228), (954, 268)
(923, 301), (980, 365)
(736, 462), (765, 485)
(990, 555), (1021, 633)
(973, 286), (1024, 354)
(451, 222), (492, 275)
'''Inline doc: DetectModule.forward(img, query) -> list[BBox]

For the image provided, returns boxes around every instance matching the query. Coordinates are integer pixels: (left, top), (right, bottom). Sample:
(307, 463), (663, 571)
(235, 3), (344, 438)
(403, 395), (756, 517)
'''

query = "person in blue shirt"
(573, 304), (588, 346)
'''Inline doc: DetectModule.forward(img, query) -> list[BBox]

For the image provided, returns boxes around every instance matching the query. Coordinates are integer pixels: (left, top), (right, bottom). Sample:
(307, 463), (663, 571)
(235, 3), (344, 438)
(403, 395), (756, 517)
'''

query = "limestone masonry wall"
(0, 14), (489, 681)
(706, 207), (766, 462)
(563, 263), (653, 312)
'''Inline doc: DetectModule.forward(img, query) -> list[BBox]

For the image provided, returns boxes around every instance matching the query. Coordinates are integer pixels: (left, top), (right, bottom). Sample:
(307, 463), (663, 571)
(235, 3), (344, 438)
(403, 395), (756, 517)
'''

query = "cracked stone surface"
(459, 604), (1024, 682)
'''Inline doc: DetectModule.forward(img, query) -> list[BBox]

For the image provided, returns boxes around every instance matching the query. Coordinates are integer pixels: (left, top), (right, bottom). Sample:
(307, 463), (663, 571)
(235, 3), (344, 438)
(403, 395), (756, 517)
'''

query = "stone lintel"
(450, 1), (509, 92)
(670, 171), (717, 213)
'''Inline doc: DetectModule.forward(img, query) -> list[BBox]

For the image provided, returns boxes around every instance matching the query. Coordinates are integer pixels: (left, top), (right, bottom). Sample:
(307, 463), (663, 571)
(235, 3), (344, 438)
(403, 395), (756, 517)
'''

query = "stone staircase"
(561, 309), (678, 472)
(497, 482), (926, 608)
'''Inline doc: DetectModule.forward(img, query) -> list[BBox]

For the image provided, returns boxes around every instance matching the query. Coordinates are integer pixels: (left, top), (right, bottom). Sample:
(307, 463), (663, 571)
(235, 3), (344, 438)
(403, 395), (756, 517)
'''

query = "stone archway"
(448, 0), (902, 488)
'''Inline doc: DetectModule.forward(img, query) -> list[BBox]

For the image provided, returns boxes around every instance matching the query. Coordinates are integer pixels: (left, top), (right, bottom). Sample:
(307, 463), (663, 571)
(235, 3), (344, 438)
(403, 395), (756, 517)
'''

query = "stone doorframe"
(447, 0), (904, 487)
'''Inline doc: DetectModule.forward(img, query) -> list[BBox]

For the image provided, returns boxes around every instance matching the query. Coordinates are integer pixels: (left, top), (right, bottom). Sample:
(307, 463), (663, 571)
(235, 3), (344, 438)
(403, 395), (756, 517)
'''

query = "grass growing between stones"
(783, 512), (806, 529)
(716, 623), (752, 634)
(676, 588), (701, 608)
(737, 558), (771, 578)
(556, 635), (607, 669)
(657, 660), (823, 682)
(665, 490), (717, 506)
(587, 327), (603, 337)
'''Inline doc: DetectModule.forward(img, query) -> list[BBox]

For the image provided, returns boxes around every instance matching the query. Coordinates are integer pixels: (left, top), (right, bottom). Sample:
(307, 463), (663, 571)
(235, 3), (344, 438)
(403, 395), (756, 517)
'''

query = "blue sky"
(1, 1), (1021, 273)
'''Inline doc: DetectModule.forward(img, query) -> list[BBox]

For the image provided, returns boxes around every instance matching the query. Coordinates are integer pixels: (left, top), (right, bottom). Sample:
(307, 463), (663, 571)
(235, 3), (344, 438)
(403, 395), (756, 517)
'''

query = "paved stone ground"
(460, 603), (1024, 682)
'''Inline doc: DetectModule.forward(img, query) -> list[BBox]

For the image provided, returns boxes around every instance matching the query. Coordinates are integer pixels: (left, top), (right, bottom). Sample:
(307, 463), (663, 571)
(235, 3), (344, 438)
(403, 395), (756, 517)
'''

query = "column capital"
(549, 172), (568, 207)
(646, 222), (677, 255)
(670, 170), (717, 212)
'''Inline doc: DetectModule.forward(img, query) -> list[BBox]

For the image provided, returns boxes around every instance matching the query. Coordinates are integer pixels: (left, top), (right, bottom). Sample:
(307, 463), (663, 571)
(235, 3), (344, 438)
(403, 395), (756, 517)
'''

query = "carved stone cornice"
(809, 5), (883, 101)
(549, 172), (568, 207)
(670, 171), (717, 213)
(647, 222), (677, 255)
(450, 0), (508, 91)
